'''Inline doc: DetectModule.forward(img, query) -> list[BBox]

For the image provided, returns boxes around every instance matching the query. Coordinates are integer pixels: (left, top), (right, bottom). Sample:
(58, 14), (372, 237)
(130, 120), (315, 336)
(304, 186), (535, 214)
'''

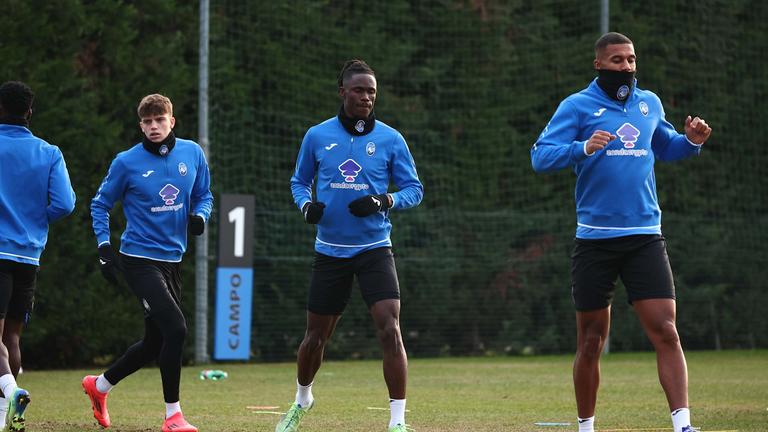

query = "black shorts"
(308, 247), (400, 315)
(571, 234), (675, 311)
(120, 254), (183, 318)
(0, 259), (37, 322)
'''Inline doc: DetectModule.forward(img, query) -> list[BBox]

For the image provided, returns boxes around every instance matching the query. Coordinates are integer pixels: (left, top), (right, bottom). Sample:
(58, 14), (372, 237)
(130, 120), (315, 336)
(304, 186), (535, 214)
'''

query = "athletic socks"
(0, 396), (7, 425)
(578, 416), (595, 432)
(671, 407), (691, 432)
(166, 401), (182, 418)
(389, 398), (406, 428)
(0, 374), (16, 401)
(95, 374), (114, 394)
(295, 379), (314, 408)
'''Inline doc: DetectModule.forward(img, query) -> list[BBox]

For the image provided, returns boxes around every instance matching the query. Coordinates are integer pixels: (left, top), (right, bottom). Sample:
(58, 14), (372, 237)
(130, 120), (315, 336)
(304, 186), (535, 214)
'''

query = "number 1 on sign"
(228, 206), (245, 258)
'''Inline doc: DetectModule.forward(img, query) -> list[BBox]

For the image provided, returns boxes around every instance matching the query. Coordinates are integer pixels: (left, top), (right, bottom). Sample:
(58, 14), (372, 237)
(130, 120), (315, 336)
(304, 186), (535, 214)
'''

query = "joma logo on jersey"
(159, 184), (180, 205)
(338, 159), (362, 183)
(616, 123), (641, 148)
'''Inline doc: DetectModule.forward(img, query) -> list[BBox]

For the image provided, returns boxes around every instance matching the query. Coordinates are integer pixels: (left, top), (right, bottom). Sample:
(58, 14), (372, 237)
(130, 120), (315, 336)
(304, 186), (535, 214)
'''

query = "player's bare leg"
(573, 307), (611, 419)
(633, 299), (688, 409)
(2, 319), (22, 378)
(371, 299), (407, 431)
(297, 312), (341, 386)
(371, 299), (407, 399)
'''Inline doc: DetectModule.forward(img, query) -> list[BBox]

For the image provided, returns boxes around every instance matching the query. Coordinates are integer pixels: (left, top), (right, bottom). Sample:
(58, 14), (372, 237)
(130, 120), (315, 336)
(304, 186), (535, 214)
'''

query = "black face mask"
(596, 69), (635, 101)
(337, 105), (376, 136)
(142, 130), (176, 156)
(0, 115), (29, 127)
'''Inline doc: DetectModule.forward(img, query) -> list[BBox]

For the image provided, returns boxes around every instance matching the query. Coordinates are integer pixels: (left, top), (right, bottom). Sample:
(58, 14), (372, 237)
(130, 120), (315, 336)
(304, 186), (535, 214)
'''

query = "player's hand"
(684, 116), (712, 145)
(302, 201), (326, 224)
(348, 194), (392, 217)
(585, 130), (616, 155)
(97, 244), (123, 286)
(188, 214), (205, 236)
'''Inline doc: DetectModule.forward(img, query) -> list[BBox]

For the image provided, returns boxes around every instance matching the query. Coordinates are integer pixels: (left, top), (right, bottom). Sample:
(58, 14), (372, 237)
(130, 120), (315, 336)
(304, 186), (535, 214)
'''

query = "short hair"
(0, 81), (34, 117)
(337, 59), (375, 87)
(137, 94), (173, 118)
(594, 32), (633, 55)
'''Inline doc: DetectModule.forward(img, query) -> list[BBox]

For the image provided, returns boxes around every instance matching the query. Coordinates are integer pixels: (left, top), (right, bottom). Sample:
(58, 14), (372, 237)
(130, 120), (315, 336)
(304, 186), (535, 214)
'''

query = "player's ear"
(170, 116), (176, 129)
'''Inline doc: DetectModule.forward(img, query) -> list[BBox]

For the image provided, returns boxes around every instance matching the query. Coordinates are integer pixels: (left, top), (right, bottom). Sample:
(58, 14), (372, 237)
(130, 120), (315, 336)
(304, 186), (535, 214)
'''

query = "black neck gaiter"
(142, 131), (176, 156)
(338, 105), (376, 136)
(596, 69), (635, 101)
(0, 115), (29, 127)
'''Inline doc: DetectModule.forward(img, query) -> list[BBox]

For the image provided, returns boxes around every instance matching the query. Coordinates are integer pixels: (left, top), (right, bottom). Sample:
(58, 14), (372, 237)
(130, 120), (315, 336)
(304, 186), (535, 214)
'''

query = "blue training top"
(291, 117), (423, 258)
(91, 138), (213, 262)
(0, 124), (76, 265)
(531, 78), (702, 239)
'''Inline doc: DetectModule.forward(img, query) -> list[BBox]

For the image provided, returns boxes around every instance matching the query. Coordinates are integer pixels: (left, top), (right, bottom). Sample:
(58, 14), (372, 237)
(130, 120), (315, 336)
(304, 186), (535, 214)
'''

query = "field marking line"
(249, 410), (284, 415)
(246, 405), (280, 410)
(599, 429), (738, 432)
(366, 407), (411, 412)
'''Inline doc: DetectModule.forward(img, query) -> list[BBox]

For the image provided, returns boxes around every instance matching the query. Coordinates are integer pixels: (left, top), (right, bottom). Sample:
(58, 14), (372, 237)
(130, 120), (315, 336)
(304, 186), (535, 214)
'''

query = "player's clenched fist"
(586, 130), (617, 155)
(684, 116), (712, 145)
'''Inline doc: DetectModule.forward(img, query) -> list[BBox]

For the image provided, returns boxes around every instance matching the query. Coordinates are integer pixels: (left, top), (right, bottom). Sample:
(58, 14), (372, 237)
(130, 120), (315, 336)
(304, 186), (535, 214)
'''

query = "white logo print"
(639, 101), (649, 116)
(142, 170), (154, 178)
(371, 196), (381, 207)
(178, 163), (187, 176)
(325, 143), (338, 150)
(593, 108), (607, 117)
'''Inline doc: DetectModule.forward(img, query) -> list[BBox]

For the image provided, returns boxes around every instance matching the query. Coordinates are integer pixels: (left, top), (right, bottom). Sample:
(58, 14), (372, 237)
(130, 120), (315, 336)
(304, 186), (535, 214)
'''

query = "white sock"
(0, 374), (16, 401)
(578, 416), (595, 432)
(389, 399), (406, 428)
(671, 407), (691, 432)
(96, 374), (114, 394)
(166, 401), (181, 418)
(0, 396), (7, 424)
(295, 379), (314, 408)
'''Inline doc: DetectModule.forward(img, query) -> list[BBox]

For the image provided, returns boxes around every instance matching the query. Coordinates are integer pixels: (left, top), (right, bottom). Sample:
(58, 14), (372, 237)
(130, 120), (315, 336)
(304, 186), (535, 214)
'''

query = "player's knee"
(165, 318), (187, 342)
(302, 329), (329, 352)
(377, 321), (403, 349)
(579, 333), (604, 358)
(653, 321), (680, 347)
(1, 333), (19, 352)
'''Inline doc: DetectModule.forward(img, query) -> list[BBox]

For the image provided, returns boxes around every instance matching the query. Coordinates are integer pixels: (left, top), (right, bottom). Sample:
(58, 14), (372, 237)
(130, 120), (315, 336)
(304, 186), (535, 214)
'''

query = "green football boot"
(6, 388), (30, 432)
(275, 401), (313, 432)
(388, 424), (408, 432)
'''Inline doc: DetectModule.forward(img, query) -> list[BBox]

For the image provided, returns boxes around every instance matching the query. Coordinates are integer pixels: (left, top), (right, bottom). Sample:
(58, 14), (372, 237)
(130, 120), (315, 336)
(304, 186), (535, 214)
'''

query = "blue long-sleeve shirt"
(91, 138), (213, 262)
(291, 117), (423, 257)
(531, 79), (701, 239)
(0, 124), (76, 265)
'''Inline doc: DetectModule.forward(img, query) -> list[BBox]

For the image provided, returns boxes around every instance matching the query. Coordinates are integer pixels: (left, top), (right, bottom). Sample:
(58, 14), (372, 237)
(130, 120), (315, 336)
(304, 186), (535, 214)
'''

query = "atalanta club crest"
(355, 120), (365, 133)
(366, 142), (376, 156)
(617, 85), (630, 101)
(639, 101), (649, 116)
(178, 162), (187, 176)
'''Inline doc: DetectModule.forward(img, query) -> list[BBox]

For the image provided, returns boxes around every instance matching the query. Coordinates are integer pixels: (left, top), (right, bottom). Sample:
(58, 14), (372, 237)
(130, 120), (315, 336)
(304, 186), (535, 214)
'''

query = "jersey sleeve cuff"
(685, 136), (703, 147)
(388, 193), (397, 209)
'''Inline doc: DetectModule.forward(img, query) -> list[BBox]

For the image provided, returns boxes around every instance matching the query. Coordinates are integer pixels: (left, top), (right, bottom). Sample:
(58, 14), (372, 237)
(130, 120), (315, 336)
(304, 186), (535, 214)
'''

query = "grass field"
(18, 350), (767, 431)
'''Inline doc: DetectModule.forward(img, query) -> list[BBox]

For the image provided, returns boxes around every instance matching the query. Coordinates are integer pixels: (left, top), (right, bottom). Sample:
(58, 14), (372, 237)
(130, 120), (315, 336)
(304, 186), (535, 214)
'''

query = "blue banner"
(213, 267), (253, 360)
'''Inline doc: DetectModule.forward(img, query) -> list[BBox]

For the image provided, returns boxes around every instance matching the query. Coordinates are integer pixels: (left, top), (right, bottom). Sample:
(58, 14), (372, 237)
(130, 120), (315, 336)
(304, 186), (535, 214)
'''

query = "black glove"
(97, 244), (122, 286)
(302, 201), (326, 224)
(188, 214), (205, 236)
(348, 194), (391, 217)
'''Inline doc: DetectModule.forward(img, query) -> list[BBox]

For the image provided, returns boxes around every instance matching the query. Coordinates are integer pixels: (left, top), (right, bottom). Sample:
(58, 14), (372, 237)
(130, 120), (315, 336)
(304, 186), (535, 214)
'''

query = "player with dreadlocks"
(276, 59), (423, 432)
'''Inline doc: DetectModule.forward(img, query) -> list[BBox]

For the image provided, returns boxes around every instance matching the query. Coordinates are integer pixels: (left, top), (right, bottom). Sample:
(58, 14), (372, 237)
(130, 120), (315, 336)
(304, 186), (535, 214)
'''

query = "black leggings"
(104, 255), (186, 403)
